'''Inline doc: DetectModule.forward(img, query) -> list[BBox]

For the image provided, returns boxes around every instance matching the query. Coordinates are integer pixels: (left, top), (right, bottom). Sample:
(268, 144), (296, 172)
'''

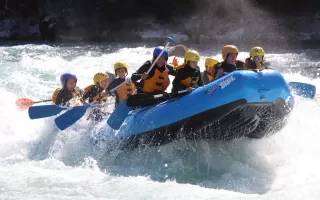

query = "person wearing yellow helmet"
(131, 46), (176, 95)
(82, 72), (110, 104)
(202, 57), (220, 84)
(244, 47), (265, 69)
(53, 73), (84, 106)
(82, 72), (110, 122)
(172, 49), (203, 93)
(106, 61), (136, 107)
(213, 45), (244, 79)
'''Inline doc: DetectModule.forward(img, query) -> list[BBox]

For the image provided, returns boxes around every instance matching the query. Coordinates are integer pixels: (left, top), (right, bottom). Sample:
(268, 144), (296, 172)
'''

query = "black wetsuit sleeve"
(172, 69), (188, 92)
(131, 62), (150, 83)
(107, 79), (123, 93)
(197, 71), (204, 87)
(83, 85), (103, 103)
(202, 71), (209, 85)
(55, 89), (72, 106)
(236, 60), (245, 68)
(166, 64), (177, 76)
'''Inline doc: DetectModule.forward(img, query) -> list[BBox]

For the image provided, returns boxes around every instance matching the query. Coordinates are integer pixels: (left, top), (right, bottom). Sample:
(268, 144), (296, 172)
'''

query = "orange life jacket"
(84, 85), (108, 103)
(52, 88), (61, 103)
(207, 67), (215, 82)
(52, 87), (83, 104)
(142, 68), (169, 93)
(176, 64), (200, 88)
(116, 81), (136, 103)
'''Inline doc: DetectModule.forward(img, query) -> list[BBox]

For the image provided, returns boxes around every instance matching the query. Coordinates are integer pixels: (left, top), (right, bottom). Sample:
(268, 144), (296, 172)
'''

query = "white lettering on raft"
(204, 76), (235, 96)
(219, 76), (235, 89)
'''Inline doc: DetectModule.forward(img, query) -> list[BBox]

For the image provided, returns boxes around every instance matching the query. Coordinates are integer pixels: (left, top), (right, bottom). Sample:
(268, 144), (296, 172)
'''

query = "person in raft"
(213, 45), (244, 80)
(172, 49), (204, 93)
(106, 61), (136, 107)
(244, 46), (265, 70)
(82, 72), (110, 122)
(52, 73), (84, 106)
(82, 72), (110, 104)
(131, 46), (176, 95)
(202, 57), (220, 84)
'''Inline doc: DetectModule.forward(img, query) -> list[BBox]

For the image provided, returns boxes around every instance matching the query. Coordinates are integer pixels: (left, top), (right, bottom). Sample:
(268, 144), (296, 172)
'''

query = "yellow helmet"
(250, 47), (265, 58)
(205, 57), (219, 69)
(184, 49), (200, 63)
(114, 61), (128, 71)
(93, 72), (109, 86)
(221, 45), (239, 60)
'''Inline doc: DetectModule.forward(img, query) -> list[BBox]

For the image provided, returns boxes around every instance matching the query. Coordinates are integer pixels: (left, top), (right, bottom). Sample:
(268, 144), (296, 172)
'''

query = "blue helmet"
(60, 73), (77, 87)
(153, 46), (169, 59)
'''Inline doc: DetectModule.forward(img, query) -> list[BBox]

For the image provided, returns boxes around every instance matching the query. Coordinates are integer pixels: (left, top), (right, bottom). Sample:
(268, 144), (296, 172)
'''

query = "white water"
(1, 43), (320, 199)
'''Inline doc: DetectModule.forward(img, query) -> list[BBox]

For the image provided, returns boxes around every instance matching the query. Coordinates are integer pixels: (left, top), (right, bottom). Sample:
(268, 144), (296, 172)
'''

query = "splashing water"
(0, 43), (320, 199)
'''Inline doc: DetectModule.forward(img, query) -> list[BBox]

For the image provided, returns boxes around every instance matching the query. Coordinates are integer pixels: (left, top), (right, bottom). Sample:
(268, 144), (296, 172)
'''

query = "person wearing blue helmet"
(131, 46), (176, 95)
(52, 73), (84, 106)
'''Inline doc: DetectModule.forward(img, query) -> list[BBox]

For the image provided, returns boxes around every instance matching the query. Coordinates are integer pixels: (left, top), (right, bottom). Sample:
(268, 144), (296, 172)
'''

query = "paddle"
(288, 82), (316, 99)
(54, 100), (113, 131)
(29, 104), (68, 119)
(107, 37), (175, 130)
(168, 44), (189, 57)
(16, 98), (52, 111)
(54, 79), (132, 130)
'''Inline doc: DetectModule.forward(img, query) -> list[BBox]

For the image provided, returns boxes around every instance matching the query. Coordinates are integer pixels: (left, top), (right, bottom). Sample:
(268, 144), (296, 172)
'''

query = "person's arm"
(202, 71), (209, 84)
(172, 70), (188, 92)
(236, 60), (245, 68)
(166, 64), (177, 76)
(131, 62), (150, 83)
(83, 85), (101, 103)
(106, 79), (122, 94)
(55, 89), (70, 106)
(197, 71), (204, 87)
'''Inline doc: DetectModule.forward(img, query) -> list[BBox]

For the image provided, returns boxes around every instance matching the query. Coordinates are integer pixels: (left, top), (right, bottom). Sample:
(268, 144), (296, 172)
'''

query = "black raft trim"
(120, 98), (292, 149)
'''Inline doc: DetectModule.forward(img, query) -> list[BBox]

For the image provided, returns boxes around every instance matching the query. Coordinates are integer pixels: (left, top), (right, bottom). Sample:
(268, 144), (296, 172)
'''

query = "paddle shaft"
(33, 99), (52, 104)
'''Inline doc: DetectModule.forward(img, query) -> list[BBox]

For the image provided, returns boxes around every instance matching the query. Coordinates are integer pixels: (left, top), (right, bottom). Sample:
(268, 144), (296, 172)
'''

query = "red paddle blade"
(15, 98), (35, 111)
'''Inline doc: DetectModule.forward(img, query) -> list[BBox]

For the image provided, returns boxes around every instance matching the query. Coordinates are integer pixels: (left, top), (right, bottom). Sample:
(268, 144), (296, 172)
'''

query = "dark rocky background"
(0, 0), (319, 47)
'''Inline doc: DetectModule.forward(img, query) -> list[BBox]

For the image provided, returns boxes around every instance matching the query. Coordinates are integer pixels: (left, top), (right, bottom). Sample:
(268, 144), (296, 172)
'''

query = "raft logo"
(204, 76), (235, 96)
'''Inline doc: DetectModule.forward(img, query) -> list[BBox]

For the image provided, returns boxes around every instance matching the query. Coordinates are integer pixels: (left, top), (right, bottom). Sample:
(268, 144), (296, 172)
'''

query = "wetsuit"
(54, 87), (83, 106)
(172, 64), (203, 92)
(213, 60), (244, 79)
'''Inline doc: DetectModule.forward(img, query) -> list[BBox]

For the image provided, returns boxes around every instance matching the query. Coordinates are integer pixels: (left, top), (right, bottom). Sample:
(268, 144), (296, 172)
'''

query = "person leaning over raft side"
(52, 73), (84, 106)
(107, 61), (136, 107)
(244, 46), (265, 70)
(82, 72), (110, 104)
(202, 57), (220, 84)
(131, 46), (176, 95)
(213, 45), (244, 80)
(82, 72), (110, 122)
(172, 49), (204, 93)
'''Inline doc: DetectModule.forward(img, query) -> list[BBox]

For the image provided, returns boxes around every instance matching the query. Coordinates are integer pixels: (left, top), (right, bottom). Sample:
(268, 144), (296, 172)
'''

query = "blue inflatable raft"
(109, 69), (294, 149)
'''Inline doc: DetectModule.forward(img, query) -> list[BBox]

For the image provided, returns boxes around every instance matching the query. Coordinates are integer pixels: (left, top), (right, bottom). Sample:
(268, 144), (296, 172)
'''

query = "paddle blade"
(107, 99), (131, 130)
(167, 36), (175, 43)
(16, 98), (34, 111)
(54, 105), (90, 131)
(28, 105), (67, 119)
(288, 82), (316, 99)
